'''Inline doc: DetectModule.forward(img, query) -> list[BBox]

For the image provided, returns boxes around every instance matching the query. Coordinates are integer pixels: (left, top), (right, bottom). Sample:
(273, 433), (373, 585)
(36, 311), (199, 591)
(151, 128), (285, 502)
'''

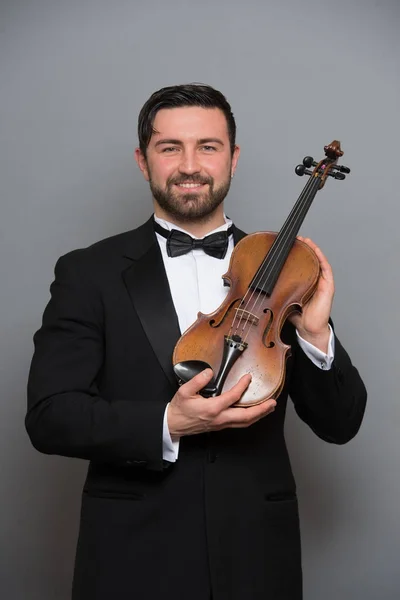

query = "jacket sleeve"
(26, 252), (166, 471)
(288, 324), (367, 444)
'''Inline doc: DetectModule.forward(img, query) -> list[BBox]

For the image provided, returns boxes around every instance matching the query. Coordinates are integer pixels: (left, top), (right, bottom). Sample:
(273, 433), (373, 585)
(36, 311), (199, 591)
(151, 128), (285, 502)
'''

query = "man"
(26, 84), (367, 600)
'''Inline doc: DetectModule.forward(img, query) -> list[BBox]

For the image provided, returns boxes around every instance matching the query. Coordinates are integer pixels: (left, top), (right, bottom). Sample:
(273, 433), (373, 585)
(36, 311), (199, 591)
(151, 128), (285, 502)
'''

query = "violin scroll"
(324, 140), (344, 159)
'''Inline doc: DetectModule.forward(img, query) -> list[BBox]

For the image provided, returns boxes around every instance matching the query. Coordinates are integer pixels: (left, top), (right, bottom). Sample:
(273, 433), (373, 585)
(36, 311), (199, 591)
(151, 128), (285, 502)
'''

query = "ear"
(134, 147), (150, 181)
(231, 145), (240, 177)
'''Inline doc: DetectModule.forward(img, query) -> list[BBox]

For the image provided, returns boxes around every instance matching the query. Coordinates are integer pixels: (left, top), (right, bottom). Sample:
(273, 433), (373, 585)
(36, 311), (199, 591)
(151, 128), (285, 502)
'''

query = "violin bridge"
(234, 308), (259, 326)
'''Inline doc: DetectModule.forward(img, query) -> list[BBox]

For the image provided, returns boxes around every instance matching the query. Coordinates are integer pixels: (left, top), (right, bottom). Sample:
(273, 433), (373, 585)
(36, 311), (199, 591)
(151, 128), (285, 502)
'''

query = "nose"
(178, 149), (200, 175)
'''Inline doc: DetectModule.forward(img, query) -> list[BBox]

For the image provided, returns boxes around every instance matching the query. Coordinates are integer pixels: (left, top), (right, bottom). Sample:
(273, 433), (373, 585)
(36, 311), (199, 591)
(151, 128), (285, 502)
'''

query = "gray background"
(1, 0), (399, 598)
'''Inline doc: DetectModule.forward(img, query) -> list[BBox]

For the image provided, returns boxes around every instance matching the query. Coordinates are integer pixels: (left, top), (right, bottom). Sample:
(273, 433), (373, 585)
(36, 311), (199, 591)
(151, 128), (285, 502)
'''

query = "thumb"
(180, 368), (214, 397)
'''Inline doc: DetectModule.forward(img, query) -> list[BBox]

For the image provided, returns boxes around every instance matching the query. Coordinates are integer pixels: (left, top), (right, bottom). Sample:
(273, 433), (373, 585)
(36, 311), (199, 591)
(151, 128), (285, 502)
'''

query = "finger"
(215, 398), (277, 429)
(313, 246), (333, 282)
(179, 368), (215, 398)
(287, 311), (301, 328)
(215, 373), (253, 410)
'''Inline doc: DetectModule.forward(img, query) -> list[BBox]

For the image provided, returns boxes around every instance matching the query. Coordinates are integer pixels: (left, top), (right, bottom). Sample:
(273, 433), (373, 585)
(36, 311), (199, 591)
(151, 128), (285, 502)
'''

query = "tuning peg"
(296, 164), (305, 176)
(328, 170), (346, 180)
(295, 165), (313, 176)
(302, 156), (314, 168)
(331, 164), (351, 174)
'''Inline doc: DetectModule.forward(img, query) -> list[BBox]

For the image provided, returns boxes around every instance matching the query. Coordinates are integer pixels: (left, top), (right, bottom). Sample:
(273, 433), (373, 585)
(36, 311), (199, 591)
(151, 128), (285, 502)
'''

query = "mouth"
(174, 182), (207, 190)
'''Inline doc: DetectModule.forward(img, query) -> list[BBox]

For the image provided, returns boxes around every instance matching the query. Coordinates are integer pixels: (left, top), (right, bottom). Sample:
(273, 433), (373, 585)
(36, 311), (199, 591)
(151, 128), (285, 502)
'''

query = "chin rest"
(173, 361), (218, 397)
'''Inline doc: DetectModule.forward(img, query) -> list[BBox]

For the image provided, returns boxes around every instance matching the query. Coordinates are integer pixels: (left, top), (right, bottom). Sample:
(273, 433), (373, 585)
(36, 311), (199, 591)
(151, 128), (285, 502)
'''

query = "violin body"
(173, 141), (349, 407)
(173, 232), (320, 406)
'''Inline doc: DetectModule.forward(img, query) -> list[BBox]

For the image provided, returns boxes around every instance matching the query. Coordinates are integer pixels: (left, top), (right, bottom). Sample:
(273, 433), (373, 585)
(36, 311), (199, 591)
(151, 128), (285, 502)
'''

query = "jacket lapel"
(232, 223), (247, 245)
(122, 218), (181, 389)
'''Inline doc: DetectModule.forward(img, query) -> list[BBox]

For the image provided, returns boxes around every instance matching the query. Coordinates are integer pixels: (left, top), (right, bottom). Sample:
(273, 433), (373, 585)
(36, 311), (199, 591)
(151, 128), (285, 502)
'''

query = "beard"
(149, 171), (232, 224)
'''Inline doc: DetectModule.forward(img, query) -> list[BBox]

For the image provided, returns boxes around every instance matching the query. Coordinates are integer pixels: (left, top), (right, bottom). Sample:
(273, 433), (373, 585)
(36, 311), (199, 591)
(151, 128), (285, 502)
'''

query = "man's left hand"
(288, 237), (334, 354)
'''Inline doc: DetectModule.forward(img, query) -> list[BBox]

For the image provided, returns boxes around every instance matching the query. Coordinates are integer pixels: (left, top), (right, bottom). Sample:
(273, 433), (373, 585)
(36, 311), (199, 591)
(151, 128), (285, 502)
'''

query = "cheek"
(206, 159), (231, 180)
(152, 159), (179, 182)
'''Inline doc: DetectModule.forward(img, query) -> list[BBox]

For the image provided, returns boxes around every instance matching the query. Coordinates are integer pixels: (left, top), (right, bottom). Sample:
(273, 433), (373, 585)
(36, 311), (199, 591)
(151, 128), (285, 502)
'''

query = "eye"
(200, 145), (217, 152)
(161, 146), (179, 153)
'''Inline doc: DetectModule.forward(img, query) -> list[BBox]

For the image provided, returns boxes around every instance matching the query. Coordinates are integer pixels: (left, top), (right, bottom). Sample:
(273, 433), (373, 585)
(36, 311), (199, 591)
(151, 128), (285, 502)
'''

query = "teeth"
(177, 183), (203, 188)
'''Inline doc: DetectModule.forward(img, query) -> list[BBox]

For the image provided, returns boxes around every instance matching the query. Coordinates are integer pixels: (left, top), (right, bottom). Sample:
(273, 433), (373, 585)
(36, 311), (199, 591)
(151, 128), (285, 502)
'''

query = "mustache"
(168, 175), (212, 186)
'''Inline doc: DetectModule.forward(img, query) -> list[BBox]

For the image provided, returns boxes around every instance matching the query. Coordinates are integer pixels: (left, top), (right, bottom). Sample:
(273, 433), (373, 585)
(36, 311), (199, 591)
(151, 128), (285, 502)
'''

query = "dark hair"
(137, 83), (236, 156)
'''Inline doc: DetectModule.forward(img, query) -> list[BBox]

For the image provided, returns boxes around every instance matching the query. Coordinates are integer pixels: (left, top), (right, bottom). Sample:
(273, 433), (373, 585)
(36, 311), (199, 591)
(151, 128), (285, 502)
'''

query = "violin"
(173, 141), (350, 407)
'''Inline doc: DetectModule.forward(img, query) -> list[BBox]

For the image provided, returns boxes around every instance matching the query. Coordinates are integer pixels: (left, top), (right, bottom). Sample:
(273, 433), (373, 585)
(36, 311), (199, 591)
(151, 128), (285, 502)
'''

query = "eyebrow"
(154, 138), (225, 147)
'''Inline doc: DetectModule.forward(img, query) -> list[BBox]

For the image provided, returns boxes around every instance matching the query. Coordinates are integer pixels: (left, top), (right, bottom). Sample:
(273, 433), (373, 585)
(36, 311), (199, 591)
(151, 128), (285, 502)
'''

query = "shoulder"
(56, 217), (154, 272)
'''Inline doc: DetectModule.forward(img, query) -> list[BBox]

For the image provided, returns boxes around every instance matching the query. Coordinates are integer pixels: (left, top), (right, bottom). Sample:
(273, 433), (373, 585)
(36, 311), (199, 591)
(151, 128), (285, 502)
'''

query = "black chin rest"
(173, 361), (217, 397)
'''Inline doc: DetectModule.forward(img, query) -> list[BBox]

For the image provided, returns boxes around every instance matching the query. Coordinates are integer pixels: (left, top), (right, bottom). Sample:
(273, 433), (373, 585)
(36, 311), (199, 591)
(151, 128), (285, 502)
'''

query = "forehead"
(150, 106), (229, 142)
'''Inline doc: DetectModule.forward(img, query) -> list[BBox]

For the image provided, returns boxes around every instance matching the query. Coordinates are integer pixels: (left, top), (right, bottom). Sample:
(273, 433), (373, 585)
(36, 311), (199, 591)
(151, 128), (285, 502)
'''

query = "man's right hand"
(167, 369), (276, 440)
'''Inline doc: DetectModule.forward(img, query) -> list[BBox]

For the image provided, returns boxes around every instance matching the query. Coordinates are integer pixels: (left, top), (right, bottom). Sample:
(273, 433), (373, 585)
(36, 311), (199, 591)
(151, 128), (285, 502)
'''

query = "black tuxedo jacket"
(26, 217), (367, 600)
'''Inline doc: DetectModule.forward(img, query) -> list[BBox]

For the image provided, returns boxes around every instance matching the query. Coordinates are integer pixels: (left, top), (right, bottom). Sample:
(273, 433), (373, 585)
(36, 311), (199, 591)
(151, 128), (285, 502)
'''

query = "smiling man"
(26, 84), (367, 600)
(136, 104), (239, 233)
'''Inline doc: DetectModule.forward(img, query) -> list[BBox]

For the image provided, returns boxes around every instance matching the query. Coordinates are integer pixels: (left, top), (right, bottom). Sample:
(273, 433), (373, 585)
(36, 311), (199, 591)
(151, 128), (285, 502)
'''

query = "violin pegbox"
(295, 140), (351, 188)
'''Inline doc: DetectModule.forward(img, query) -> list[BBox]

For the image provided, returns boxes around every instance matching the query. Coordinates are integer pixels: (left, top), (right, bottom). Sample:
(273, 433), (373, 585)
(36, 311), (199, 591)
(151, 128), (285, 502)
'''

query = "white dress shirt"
(153, 215), (335, 462)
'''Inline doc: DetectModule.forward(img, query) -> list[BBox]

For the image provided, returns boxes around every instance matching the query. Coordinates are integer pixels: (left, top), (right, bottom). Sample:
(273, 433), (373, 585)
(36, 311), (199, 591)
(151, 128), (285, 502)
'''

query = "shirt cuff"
(296, 324), (335, 370)
(162, 403), (180, 462)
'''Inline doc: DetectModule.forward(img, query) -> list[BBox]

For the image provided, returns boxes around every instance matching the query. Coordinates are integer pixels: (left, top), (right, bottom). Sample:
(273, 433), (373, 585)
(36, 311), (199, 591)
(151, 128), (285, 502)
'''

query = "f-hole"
(209, 298), (242, 328)
(262, 308), (275, 348)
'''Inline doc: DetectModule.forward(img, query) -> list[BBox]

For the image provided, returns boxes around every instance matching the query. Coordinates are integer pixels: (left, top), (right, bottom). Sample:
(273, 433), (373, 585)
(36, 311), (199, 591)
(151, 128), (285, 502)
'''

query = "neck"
(154, 205), (226, 237)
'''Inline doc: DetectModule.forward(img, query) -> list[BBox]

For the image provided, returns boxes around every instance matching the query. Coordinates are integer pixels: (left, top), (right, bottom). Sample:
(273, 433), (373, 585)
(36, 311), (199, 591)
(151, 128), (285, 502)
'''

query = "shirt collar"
(153, 214), (232, 239)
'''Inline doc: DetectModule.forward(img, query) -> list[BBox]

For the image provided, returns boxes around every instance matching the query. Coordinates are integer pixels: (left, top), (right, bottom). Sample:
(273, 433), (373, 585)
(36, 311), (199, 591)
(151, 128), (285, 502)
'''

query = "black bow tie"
(153, 220), (233, 259)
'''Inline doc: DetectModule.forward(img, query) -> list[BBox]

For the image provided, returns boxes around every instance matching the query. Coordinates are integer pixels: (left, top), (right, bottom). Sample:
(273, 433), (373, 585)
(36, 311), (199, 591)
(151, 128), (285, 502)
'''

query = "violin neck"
(251, 175), (321, 296)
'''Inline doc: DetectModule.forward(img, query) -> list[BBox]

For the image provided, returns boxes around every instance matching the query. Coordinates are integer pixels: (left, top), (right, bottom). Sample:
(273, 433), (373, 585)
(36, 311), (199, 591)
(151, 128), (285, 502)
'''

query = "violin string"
(229, 173), (320, 341)
(229, 175), (317, 341)
(229, 171), (319, 339)
(244, 175), (320, 322)
(242, 175), (321, 336)
(247, 175), (320, 314)
(233, 178), (317, 344)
